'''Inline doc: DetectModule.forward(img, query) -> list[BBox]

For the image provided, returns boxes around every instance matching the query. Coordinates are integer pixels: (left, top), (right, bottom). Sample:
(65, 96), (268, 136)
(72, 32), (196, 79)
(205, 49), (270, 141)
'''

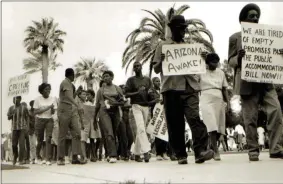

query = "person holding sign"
(148, 77), (169, 161)
(152, 14), (214, 165)
(199, 53), (230, 161)
(7, 96), (29, 165)
(228, 3), (283, 161)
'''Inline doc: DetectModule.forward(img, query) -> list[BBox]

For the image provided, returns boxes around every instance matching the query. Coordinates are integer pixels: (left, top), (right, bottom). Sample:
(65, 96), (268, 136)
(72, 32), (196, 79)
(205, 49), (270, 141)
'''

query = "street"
(2, 152), (283, 183)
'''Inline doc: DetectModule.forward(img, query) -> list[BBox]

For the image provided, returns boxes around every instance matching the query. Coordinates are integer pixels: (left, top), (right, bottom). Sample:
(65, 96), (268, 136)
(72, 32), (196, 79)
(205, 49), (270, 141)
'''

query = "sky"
(2, 2), (283, 132)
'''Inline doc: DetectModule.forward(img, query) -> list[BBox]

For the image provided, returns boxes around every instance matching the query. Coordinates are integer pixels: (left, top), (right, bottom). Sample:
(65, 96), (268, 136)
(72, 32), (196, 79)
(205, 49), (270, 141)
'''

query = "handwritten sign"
(146, 103), (168, 142)
(241, 22), (283, 84)
(162, 43), (206, 76)
(7, 74), (30, 97)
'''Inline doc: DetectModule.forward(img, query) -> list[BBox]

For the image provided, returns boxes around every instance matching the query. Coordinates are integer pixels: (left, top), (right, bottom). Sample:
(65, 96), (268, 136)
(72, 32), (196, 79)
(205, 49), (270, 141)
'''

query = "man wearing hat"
(228, 3), (283, 161)
(152, 14), (214, 165)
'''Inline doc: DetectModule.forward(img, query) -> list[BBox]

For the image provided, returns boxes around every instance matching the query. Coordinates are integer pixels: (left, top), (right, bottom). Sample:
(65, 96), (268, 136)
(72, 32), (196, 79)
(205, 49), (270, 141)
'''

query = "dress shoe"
(178, 157), (188, 165)
(270, 151), (283, 159)
(249, 155), (259, 161)
(144, 152), (150, 163)
(195, 149), (214, 164)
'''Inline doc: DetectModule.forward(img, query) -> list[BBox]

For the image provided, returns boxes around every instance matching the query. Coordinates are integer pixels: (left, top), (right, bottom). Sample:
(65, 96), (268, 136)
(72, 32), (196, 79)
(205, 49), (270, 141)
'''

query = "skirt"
(200, 89), (226, 135)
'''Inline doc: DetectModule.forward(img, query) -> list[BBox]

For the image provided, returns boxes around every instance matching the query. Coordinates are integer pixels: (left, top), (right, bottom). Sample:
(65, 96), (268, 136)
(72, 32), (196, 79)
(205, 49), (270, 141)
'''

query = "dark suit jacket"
(228, 32), (274, 96)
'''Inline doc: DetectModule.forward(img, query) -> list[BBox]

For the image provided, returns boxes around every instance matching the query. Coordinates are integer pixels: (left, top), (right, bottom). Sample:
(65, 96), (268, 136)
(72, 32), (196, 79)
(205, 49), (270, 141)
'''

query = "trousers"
(163, 90), (209, 159)
(242, 89), (283, 155)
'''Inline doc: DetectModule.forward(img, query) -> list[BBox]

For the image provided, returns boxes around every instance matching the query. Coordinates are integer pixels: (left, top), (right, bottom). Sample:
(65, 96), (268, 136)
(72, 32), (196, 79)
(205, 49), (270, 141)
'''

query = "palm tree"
(23, 17), (66, 83)
(23, 50), (62, 74)
(122, 5), (215, 75)
(74, 58), (109, 91)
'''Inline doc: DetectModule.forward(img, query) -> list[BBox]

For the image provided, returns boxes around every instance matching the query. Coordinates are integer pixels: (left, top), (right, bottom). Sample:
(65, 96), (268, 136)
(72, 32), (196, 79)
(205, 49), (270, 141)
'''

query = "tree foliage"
(122, 5), (215, 74)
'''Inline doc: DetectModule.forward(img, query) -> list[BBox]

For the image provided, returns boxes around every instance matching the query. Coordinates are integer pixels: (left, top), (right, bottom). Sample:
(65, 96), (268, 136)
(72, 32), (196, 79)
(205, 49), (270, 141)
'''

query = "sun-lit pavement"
(2, 152), (283, 183)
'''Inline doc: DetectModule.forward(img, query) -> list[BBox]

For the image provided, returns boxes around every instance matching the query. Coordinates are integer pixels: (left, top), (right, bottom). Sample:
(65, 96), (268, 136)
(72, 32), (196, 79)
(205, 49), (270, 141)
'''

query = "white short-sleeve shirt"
(34, 96), (58, 119)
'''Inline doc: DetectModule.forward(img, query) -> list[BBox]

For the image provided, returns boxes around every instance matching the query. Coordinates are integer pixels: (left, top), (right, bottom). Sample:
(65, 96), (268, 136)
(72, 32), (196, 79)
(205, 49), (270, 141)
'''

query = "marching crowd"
(2, 3), (283, 167)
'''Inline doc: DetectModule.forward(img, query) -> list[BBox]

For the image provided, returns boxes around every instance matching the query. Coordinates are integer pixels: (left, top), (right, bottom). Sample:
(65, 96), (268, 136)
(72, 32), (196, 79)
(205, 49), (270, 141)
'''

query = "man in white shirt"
(235, 124), (246, 151)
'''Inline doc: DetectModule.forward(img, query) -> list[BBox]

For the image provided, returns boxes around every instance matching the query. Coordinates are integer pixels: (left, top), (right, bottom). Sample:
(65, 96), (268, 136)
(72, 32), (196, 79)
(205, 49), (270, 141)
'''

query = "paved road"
(2, 152), (283, 183)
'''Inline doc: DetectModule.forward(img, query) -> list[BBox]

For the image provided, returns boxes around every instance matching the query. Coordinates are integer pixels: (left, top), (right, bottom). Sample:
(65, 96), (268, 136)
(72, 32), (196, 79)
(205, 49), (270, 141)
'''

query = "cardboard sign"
(7, 74), (30, 97)
(241, 22), (283, 84)
(162, 43), (206, 76)
(146, 103), (168, 142)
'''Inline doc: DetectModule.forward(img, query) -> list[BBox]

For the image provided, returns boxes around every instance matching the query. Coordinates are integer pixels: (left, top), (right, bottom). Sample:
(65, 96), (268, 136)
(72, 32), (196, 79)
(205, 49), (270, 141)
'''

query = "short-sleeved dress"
(200, 68), (228, 135)
(84, 101), (102, 139)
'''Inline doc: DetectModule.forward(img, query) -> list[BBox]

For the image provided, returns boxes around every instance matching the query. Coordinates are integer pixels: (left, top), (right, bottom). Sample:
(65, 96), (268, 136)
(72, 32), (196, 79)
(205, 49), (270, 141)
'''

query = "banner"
(162, 43), (206, 76)
(146, 103), (168, 142)
(7, 74), (30, 97)
(241, 22), (283, 84)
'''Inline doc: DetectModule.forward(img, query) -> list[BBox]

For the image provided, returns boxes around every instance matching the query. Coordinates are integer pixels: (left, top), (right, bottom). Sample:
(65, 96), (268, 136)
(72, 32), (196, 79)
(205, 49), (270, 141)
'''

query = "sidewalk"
(2, 152), (283, 183)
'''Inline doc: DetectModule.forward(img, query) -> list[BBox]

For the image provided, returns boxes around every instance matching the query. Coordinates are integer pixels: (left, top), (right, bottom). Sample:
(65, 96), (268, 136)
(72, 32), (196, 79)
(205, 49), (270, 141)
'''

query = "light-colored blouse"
(95, 84), (123, 109)
(200, 68), (228, 91)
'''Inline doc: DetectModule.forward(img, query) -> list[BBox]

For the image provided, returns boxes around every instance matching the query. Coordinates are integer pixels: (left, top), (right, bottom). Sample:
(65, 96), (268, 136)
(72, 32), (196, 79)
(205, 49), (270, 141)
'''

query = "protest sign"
(7, 74), (30, 97)
(241, 22), (283, 84)
(162, 43), (206, 76)
(146, 103), (168, 142)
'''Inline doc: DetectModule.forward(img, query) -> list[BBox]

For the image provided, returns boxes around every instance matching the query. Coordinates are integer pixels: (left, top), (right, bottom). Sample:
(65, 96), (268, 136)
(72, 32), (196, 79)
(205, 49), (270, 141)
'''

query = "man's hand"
(236, 49), (245, 67)
(201, 51), (208, 59)
(238, 49), (246, 58)
(161, 53), (165, 62)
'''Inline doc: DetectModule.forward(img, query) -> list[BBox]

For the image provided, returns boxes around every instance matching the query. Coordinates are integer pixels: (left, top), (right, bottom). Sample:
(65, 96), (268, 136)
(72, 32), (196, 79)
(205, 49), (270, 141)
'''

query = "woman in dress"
(93, 70), (126, 163)
(75, 89), (88, 164)
(200, 53), (230, 161)
(85, 89), (102, 162)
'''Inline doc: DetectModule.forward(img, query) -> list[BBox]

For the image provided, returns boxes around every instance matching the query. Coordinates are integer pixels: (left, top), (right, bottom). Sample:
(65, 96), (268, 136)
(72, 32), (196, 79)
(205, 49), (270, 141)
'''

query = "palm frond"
(141, 9), (163, 28)
(175, 5), (190, 15)
(74, 58), (109, 87)
(186, 19), (206, 28)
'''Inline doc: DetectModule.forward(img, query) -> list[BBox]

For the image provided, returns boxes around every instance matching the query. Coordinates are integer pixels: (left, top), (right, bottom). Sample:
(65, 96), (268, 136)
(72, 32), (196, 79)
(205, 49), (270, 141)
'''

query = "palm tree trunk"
(41, 46), (49, 83)
(86, 79), (93, 90)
